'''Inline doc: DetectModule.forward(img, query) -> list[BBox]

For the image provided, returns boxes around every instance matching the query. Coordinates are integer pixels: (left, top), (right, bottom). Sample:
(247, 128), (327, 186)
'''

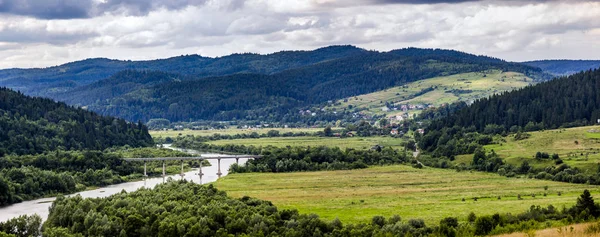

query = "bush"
(474, 216), (495, 235)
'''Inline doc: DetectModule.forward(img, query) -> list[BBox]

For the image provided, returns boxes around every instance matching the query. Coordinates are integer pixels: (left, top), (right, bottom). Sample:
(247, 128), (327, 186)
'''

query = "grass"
(215, 165), (599, 225)
(327, 70), (531, 117)
(150, 127), (329, 138)
(206, 136), (407, 150)
(481, 125), (600, 174)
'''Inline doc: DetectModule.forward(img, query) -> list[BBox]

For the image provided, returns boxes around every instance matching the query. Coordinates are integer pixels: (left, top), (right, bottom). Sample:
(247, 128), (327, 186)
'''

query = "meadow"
(206, 136), (408, 150)
(150, 127), (328, 138)
(328, 70), (531, 117)
(453, 125), (600, 174)
(215, 165), (599, 225)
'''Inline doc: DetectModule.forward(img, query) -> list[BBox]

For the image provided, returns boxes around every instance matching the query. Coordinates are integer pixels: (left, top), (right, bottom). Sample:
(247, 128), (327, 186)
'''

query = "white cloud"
(0, 0), (599, 69)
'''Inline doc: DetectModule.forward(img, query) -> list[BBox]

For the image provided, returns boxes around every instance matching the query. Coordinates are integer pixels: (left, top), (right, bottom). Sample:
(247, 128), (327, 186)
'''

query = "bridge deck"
(123, 155), (260, 162)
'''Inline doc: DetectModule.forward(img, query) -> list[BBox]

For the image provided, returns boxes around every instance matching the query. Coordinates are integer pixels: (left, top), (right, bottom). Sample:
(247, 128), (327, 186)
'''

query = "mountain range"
(1, 45), (597, 123)
(523, 60), (600, 76)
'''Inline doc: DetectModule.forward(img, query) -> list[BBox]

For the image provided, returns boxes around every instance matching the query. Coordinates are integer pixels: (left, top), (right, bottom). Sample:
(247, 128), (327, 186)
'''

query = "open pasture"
(215, 165), (599, 225)
(150, 127), (328, 138)
(483, 126), (600, 174)
(206, 136), (407, 150)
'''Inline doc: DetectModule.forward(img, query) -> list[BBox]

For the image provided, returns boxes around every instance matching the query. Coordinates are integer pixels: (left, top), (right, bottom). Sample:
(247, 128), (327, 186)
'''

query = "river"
(0, 145), (248, 223)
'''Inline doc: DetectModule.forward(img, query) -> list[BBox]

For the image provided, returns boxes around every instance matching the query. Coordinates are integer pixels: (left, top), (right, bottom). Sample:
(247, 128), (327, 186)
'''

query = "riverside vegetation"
(0, 87), (204, 207)
(1, 181), (599, 237)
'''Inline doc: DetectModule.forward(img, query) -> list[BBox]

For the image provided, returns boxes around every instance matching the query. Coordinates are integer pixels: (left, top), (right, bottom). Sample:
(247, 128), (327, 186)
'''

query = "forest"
(0, 87), (153, 156)
(0, 181), (592, 237)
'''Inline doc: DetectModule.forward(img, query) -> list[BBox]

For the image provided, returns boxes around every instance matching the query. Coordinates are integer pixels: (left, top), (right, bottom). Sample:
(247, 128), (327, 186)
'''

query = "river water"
(0, 145), (248, 223)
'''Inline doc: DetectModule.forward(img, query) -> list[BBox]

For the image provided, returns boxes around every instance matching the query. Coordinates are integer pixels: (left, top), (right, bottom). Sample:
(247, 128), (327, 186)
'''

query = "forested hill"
(426, 68), (600, 136)
(58, 70), (186, 106)
(0, 87), (153, 156)
(0, 45), (365, 97)
(64, 48), (550, 122)
(523, 60), (600, 76)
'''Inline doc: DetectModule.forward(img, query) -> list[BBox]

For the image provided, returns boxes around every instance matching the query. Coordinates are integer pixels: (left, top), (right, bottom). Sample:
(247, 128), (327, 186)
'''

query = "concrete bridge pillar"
(143, 161), (148, 177)
(162, 161), (166, 177)
(236, 158), (239, 165)
(217, 158), (222, 178)
(198, 160), (204, 182)
(180, 160), (185, 177)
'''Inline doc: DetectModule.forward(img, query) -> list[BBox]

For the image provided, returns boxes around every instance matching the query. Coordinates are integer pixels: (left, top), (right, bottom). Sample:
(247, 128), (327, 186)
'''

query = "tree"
(267, 130), (280, 137)
(474, 216), (495, 235)
(575, 190), (600, 218)
(467, 212), (476, 223)
(323, 126), (333, 137)
(0, 215), (42, 237)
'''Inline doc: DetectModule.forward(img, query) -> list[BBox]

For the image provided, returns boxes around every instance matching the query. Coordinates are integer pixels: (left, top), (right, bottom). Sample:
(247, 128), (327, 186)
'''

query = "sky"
(0, 0), (599, 69)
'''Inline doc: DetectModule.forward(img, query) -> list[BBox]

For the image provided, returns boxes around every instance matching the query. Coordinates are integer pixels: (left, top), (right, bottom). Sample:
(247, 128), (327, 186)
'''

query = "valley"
(215, 165), (598, 225)
(2, 0), (600, 236)
(1, 47), (600, 236)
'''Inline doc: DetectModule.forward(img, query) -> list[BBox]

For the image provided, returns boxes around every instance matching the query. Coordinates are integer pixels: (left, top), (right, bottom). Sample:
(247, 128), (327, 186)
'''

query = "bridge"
(123, 155), (261, 178)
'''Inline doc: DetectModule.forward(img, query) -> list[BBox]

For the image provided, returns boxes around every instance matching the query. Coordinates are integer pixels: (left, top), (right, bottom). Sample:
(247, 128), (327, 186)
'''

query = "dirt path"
(493, 222), (600, 237)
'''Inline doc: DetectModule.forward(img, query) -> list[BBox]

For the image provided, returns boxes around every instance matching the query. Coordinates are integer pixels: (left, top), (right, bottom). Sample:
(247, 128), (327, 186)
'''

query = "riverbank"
(0, 147), (247, 222)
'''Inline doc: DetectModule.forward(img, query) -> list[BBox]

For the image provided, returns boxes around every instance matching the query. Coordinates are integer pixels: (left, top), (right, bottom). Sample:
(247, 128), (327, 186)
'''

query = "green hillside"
(327, 70), (532, 118)
(0, 87), (153, 156)
(51, 48), (548, 123)
(425, 68), (600, 137)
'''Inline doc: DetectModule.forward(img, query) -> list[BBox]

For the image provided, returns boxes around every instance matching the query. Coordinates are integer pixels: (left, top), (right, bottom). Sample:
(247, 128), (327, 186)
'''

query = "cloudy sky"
(0, 0), (599, 69)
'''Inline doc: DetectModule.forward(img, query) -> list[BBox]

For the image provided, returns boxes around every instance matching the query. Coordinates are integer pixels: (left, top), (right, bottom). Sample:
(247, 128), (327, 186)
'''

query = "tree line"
(1, 181), (595, 237)
(0, 148), (195, 206)
(171, 137), (410, 173)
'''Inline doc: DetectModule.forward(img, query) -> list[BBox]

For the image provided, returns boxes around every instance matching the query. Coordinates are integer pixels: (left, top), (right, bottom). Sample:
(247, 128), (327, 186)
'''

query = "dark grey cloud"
(0, 0), (208, 19)
(0, 0), (92, 19)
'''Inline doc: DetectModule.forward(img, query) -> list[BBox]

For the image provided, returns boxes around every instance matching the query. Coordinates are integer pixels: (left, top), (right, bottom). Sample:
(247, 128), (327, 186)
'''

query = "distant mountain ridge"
(0, 46), (552, 123)
(0, 45), (365, 96)
(523, 60), (600, 76)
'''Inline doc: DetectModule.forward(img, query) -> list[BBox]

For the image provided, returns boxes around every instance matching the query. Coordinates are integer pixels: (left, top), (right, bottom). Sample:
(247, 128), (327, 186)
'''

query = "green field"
(328, 70), (531, 117)
(206, 136), (407, 150)
(150, 127), (329, 138)
(215, 165), (598, 225)
(454, 126), (600, 174)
